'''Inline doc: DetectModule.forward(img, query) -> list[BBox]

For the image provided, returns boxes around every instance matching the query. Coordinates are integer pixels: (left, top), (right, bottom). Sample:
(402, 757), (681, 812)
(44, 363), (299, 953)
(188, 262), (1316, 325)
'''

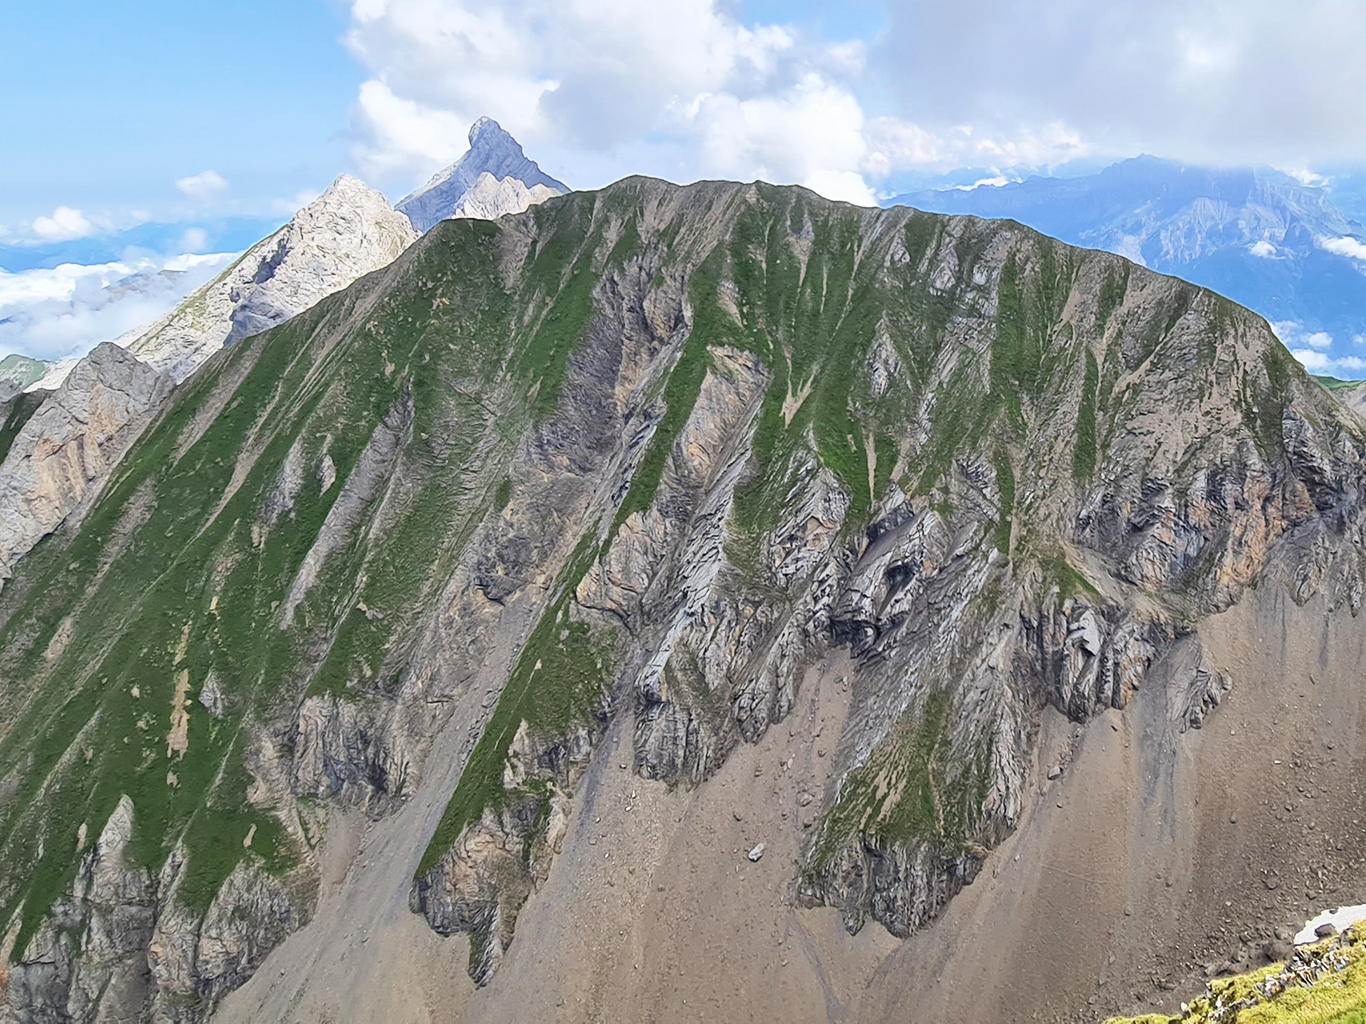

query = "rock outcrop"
(396, 117), (568, 232)
(0, 341), (171, 588)
(124, 175), (417, 382)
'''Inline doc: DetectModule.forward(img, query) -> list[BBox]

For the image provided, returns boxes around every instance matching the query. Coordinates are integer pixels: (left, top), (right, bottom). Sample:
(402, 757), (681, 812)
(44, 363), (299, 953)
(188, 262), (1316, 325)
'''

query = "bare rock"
(0, 342), (172, 588)
(125, 175), (417, 382)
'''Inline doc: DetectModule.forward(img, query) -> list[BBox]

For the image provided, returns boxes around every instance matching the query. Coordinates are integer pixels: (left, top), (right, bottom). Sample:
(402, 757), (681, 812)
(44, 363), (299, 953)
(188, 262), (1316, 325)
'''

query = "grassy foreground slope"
(1108, 926), (1366, 1024)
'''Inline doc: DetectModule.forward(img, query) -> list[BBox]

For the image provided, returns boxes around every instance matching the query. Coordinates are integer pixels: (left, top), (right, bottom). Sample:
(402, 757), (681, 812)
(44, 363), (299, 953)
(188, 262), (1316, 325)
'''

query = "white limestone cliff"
(124, 175), (417, 382)
(0, 342), (173, 587)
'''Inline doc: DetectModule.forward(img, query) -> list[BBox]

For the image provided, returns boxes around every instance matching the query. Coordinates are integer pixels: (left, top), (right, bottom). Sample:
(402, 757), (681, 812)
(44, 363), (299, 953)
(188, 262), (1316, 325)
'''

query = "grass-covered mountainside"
(1109, 925), (1366, 1024)
(0, 176), (1363, 1021)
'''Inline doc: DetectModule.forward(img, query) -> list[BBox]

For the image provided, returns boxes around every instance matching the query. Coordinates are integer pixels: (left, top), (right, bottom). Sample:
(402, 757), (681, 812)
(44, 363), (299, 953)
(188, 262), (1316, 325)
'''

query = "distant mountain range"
(886, 156), (1366, 353)
(0, 118), (570, 592)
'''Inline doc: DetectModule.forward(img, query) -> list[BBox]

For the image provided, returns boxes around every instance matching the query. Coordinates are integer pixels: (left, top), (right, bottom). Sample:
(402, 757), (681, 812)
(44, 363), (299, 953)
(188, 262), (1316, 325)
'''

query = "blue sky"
(1, 1), (361, 230)
(6, 0), (1366, 364)
(14, 0), (1365, 237)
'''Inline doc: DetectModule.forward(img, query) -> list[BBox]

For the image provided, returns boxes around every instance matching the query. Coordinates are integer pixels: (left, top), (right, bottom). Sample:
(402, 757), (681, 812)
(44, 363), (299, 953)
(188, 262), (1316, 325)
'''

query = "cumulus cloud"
(175, 170), (229, 201)
(1291, 348), (1366, 378)
(1250, 240), (1277, 258)
(342, 0), (1074, 205)
(31, 207), (94, 242)
(1282, 168), (1328, 187)
(1321, 236), (1366, 260)
(690, 74), (877, 204)
(1274, 321), (1335, 350)
(0, 252), (234, 363)
(873, 0), (1366, 167)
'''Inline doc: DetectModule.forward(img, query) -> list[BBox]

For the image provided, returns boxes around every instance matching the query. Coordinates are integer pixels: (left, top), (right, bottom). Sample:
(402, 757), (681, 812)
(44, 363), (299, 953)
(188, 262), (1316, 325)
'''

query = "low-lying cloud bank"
(0, 252), (236, 363)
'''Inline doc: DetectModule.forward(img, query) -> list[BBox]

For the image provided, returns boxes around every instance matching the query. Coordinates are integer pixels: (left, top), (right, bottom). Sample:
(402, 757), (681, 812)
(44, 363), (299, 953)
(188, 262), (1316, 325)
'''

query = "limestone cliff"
(0, 342), (171, 589)
(124, 175), (417, 382)
(0, 178), (1363, 1023)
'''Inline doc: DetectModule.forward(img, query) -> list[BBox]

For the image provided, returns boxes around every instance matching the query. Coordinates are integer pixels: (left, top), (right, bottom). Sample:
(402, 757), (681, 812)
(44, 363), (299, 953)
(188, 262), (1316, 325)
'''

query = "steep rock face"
(0, 181), (415, 588)
(396, 117), (568, 232)
(0, 342), (171, 589)
(0, 178), (1364, 1022)
(124, 175), (417, 382)
(449, 172), (561, 221)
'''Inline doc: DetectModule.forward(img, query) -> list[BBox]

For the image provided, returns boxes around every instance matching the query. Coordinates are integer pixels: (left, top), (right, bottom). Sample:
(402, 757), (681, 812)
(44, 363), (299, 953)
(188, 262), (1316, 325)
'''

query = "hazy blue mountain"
(396, 117), (569, 232)
(887, 156), (1366, 347)
(0, 217), (283, 274)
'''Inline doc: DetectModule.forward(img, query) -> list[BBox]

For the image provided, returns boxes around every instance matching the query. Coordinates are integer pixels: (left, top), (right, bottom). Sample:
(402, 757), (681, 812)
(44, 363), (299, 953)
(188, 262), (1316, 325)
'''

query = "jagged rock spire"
(396, 117), (568, 232)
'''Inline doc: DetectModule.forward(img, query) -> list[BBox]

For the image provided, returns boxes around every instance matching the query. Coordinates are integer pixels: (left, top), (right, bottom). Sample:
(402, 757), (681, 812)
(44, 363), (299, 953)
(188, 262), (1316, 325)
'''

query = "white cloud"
(351, 80), (477, 181)
(874, 0), (1366, 168)
(1249, 240), (1276, 258)
(690, 74), (877, 204)
(1274, 321), (1335, 349)
(0, 252), (235, 363)
(1280, 167), (1328, 187)
(954, 176), (1012, 191)
(31, 206), (94, 242)
(180, 227), (209, 252)
(863, 118), (944, 178)
(1321, 236), (1366, 260)
(342, 0), (1102, 209)
(175, 170), (229, 201)
(969, 122), (1089, 167)
(1291, 348), (1366, 378)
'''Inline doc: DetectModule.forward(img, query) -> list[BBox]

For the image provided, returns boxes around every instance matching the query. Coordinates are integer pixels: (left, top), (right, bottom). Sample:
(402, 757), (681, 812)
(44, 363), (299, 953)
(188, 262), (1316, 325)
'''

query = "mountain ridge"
(0, 175), (1363, 1023)
(396, 117), (569, 232)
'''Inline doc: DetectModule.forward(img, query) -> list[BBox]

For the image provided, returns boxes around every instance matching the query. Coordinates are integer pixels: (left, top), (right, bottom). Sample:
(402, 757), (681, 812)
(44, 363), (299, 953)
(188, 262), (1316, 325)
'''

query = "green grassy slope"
(1107, 926), (1366, 1024)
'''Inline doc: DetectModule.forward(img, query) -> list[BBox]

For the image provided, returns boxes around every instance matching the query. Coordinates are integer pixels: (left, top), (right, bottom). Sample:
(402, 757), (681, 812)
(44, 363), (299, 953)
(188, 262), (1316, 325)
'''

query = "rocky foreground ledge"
(1107, 921), (1366, 1024)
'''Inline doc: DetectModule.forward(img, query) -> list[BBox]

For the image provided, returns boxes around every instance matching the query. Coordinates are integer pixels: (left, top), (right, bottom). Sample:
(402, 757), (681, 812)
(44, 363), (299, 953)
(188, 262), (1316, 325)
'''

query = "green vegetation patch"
(1074, 348), (1099, 483)
(0, 213), (521, 956)
(0, 390), (47, 466)
(417, 531), (621, 877)
(809, 692), (991, 872)
(1106, 926), (1366, 1024)
(992, 448), (1015, 554)
(1315, 375), (1366, 392)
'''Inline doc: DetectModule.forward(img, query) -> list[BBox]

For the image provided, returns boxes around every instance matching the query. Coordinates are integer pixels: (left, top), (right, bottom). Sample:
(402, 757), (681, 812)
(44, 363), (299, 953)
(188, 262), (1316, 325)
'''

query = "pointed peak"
(318, 174), (387, 203)
(396, 118), (569, 232)
(469, 116), (507, 146)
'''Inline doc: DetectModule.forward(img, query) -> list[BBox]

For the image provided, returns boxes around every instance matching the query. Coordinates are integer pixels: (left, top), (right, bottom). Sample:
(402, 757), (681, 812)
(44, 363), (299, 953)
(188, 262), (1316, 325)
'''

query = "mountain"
(888, 156), (1366, 349)
(396, 117), (568, 232)
(0, 355), (48, 389)
(124, 174), (418, 382)
(0, 178), (417, 593)
(1, 178), (1365, 1024)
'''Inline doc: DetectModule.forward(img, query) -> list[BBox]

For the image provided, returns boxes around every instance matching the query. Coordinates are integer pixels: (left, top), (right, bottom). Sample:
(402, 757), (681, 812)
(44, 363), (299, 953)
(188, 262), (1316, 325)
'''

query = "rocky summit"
(125, 174), (419, 384)
(396, 117), (569, 232)
(1, 177), (1366, 1023)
